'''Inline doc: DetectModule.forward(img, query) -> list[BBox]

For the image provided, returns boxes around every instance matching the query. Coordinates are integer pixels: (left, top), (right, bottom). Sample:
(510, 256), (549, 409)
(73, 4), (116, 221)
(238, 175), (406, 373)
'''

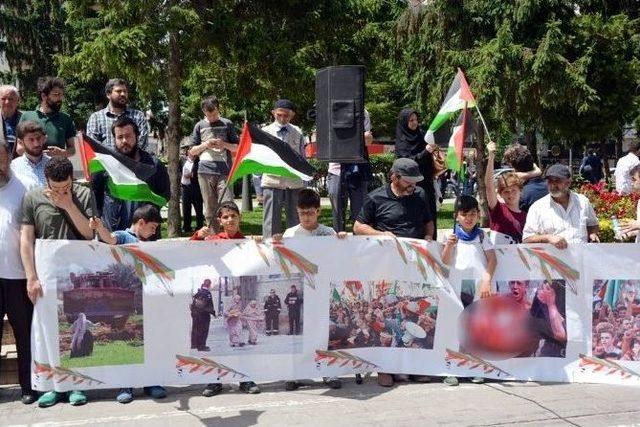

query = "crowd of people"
(2, 75), (640, 406)
(593, 281), (640, 361)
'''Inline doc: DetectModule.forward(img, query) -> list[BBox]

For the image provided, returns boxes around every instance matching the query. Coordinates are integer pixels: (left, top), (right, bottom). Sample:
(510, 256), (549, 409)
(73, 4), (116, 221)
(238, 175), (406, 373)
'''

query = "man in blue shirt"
(0, 85), (22, 157)
(502, 143), (548, 212)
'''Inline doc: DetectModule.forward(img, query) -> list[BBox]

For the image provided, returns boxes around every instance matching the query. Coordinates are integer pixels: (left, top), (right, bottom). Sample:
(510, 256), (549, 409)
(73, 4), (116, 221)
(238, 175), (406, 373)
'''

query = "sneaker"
(144, 386), (167, 399)
(377, 373), (394, 387)
(202, 383), (223, 397)
(239, 381), (260, 394)
(409, 375), (432, 383)
(285, 381), (299, 391)
(21, 392), (38, 405)
(116, 388), (134, 404)
(323, 377), (342, 389)
(37, 391), (63, 408)
(471, 376), (485, 384)
(68, 390), (88, 406)
(355, 374), (363, 384)
(443, 376), (459, 386)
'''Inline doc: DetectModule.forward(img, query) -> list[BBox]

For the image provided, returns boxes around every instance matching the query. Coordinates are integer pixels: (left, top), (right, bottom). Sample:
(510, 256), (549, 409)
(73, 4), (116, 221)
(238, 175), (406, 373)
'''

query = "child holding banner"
(441, 195), (497, 385)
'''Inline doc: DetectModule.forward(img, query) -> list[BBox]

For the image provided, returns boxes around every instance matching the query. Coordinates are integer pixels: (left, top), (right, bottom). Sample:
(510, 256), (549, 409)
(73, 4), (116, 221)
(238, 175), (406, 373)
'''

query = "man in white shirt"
(614, 142), (640, 195)
(0, 144), (38, 404)
(261, 99), (306, 238)
(523, 164), (599, 248)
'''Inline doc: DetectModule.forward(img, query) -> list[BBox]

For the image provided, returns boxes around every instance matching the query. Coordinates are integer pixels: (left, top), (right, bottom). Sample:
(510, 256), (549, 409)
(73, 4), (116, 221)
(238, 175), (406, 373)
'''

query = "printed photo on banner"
(485, 280), (567, 358)
(328, 280), (439, 351)
(593, 280), (640, 361)
(57, 265), (144, 368)
(190, 273), (304, 356)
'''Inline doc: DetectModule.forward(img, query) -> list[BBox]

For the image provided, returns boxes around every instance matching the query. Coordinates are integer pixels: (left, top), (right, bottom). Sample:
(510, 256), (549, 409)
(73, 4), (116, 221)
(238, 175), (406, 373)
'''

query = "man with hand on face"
(20, 157), (94, 408)
(0, 85), (22, 157)
(261, 99), (306, 238)
(10, 121), (50, 186)
(93, 116), (170, 233)
(19, 77), (75, 157)
(523, 163), (599, 249)
(86, 78), (150, 152)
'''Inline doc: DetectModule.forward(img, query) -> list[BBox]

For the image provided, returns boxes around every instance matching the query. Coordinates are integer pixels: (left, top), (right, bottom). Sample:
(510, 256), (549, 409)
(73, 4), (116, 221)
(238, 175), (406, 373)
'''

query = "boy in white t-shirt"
(441, 195), (497, 386)
(621, 164), (640, 241)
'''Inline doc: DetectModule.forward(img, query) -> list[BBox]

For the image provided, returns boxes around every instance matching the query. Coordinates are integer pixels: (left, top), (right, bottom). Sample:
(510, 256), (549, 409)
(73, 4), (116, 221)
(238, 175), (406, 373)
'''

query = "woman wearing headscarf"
(395, 108), (438, 239)
(70, 313), (98, 358)
(224, 294), (245, 347)
(242, 300), (263, 345)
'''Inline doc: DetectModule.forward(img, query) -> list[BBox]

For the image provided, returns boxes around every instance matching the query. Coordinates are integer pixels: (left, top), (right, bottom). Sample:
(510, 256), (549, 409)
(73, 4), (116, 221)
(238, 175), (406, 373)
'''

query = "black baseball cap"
(544, 163), (571, 180)
(391, 158), (424, 183)
(273, 99), (295, 111)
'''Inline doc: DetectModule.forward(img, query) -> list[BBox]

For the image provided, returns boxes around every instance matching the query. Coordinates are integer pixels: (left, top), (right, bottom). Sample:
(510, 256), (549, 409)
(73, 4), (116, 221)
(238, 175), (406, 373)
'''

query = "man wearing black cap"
(523, 163), (599, 248)
(260, 99), (307, 238)
(354, 158), (434, 240)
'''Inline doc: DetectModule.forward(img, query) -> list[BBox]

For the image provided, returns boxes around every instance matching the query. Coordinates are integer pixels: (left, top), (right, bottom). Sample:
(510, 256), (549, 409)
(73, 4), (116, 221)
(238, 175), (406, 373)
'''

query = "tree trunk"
(166, 29), (182, 238)
(523, 128), (538, 165)
(474, 124), (489, 227)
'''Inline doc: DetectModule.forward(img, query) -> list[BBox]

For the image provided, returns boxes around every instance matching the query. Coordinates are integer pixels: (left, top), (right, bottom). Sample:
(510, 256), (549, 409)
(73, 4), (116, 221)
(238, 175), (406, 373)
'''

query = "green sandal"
(37, 391), (64, 408)
(68, 390), (88, 406)
(443, 376), (460, 386)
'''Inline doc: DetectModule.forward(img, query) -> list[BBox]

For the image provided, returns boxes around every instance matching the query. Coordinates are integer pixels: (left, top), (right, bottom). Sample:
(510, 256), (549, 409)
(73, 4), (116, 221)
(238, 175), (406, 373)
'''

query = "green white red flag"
(227, 122), (315, 185)
(79, 135), (168, 206)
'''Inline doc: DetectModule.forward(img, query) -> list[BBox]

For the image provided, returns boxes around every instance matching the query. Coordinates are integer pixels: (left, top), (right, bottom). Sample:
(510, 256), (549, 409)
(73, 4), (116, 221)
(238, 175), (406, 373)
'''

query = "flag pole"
(474, 104), (492, 143)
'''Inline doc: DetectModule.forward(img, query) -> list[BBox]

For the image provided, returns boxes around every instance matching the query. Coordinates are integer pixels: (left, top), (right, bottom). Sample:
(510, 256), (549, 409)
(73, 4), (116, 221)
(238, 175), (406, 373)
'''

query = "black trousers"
(181, 183), (204, 232)
(265, 311), (279, 333)
(0, 278), (33, 394)
(288, 309), (301, 334)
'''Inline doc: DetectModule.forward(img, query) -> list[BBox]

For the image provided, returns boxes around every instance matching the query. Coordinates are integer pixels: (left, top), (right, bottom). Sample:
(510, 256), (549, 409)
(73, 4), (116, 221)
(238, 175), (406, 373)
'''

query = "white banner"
(31, 238), (640, 391)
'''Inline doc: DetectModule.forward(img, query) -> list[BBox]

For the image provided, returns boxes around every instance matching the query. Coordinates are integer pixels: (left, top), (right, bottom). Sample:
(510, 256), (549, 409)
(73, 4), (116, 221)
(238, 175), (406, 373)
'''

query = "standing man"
(353, 158), (434, 387)
(263, 289), (282, 336)
(615, 141), (640, 195)
(284, 285), (303, 335)
(0, 85), (22, 157)
(0, 144), (37, 404)
(86, 78), (150, 152)
(190, 279), (215, 352)
(10, 121), (51, 186)
(20, 157), (94, 408)
(180, 139), (204, 233)
(188, 95), (238, 231)
(326, 109), (373, 232)
(19, 77), (75, 157)
(93, 117), (170, 232)
(523, 163), (599, 248)
(502, 143), (547, 212)
(261, 99), (306, 238)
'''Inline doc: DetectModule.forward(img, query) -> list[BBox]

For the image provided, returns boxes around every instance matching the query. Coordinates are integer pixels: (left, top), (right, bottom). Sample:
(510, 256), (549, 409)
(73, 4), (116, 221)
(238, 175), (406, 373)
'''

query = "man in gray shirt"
(189, 95), (238, 231)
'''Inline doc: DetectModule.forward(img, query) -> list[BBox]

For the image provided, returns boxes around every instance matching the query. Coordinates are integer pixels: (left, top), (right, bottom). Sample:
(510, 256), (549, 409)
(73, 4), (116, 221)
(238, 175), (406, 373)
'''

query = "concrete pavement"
(2, 378), (639, 426)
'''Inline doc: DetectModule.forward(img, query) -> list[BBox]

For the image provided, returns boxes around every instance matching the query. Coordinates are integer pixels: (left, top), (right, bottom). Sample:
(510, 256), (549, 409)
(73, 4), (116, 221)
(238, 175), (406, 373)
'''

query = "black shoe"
(22, 392), (38, 405)
(324, 378), (342, 389)
(266, 332), (271, 336)
(197, 346), (211, 352)
(239, 381), (260, 394)
(285, 381), (299, 391)
(202, 383), (223, 397)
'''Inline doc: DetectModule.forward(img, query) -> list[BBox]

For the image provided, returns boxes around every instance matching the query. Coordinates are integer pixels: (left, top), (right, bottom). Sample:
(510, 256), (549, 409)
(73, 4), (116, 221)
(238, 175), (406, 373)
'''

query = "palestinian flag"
(446, 107), (471, 172)
(79, 135), (168, 206)
(428, 68), (476, 134)
(227, 122), (315, 185)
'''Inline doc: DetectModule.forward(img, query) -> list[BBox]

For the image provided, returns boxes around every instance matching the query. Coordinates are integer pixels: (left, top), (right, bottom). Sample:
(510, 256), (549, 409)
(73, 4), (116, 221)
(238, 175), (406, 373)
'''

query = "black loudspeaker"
(315, 65), (365, 162)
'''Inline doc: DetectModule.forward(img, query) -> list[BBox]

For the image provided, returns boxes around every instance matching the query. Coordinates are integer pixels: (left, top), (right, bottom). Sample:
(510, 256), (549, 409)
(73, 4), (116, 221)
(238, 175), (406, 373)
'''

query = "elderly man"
(353, 158), (434, 387)
(86, 78), (150, 152)
(0, 144), (37, 404)
(523, 163), (599, 248)
(19, 77), (76, 157)
(0, 85), (22, 157)
(615, 141), (640, 195)
(20, 157), (93, 407)
(93, 116), (170, 232)
(261, 99), (306, 238)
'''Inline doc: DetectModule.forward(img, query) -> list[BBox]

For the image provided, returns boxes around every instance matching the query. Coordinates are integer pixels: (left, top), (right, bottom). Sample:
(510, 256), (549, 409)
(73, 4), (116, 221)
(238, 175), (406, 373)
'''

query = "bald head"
(0, 85), (20, 118)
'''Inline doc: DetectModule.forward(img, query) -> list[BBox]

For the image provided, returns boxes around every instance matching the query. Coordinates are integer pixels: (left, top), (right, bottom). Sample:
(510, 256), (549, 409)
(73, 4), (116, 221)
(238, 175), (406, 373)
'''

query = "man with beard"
(93, 116), (170, 232)
(353, 158), (434, 387)
(10, 121), (51, 186)
(0, 144), (37, 404)
(523, 163), (599, 248)
(0, 85), (22, 157)
(86, 79), (150, 152)
(284, 285), (303, 335)
(19, 77), (75, 157)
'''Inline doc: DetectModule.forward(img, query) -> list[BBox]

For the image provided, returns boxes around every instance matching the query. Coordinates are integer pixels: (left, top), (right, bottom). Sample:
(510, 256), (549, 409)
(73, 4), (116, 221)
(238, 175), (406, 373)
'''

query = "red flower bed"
(580, 182), (640, 219)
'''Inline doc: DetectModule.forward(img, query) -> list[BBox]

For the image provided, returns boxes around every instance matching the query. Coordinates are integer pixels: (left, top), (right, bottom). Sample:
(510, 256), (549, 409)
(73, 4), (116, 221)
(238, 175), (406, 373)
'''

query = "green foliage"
(60, 340), (144, 368)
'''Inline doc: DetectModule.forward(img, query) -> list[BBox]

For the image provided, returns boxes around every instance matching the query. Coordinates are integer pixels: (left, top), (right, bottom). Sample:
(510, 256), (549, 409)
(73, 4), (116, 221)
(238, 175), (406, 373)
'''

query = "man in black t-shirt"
(354, 158), (434, 240)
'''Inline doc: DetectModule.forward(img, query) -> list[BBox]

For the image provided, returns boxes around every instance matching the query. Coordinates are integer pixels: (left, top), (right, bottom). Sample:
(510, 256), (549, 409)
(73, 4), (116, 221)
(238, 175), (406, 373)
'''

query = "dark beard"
(124, 146), (138, 159)
(110, 98), (127, 110)
(46, 100), (62, 113)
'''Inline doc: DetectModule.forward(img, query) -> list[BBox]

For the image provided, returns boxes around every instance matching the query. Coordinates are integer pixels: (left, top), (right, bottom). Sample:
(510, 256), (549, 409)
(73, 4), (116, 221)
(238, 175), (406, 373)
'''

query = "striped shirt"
(86, 106), (149, 152)
(10, 154), (51, 187)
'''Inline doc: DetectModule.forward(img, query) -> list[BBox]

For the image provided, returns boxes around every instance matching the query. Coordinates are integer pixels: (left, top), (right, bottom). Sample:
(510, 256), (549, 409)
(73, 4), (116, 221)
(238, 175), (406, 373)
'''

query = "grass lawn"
(164, 201), (454, 238)
(61, 340), (144, 368)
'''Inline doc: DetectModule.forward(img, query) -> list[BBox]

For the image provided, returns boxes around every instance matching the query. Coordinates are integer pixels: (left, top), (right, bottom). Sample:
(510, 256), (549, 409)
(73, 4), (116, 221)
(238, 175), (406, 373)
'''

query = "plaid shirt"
(10, 154), (51, 187)
(86, 106), (149, 152)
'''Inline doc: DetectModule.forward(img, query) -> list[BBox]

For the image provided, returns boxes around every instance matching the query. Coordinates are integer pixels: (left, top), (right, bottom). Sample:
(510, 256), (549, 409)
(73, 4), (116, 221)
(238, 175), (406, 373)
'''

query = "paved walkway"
(2, 379), (639, 426)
